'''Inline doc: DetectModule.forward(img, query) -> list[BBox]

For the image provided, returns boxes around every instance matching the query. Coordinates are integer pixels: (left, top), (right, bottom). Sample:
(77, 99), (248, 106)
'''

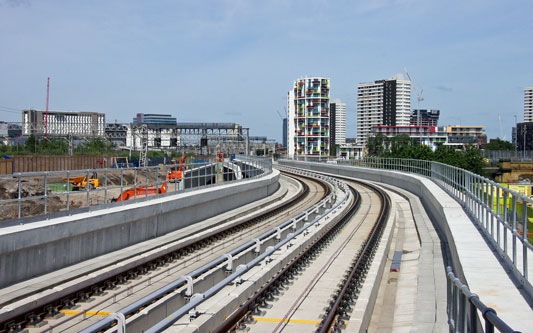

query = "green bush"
(367, 135), (487, 175)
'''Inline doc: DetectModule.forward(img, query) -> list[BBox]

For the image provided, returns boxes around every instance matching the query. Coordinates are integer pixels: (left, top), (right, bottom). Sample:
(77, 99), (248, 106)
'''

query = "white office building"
(288, 77), (331, 158)
(525, 87), (533, 122)
(22, 109), (105, 137)
(357, 73), (411, 146)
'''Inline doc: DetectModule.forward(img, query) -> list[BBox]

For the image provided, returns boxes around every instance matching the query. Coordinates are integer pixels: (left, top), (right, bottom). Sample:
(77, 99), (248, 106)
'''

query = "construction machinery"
(167, 154), (187, 182)
(111, 182), (167, 202)
(112, 156), (130, 168)
(63, 172), (99, 190)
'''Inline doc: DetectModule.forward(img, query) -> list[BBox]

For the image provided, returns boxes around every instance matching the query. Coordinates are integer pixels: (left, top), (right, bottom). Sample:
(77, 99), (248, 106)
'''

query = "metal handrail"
(335, 157), (532, 299)
(447, 267), (518, 333)
(280, 157), (529, 331)
(81, 167), (347, 333)
(0, 156), (272, 224)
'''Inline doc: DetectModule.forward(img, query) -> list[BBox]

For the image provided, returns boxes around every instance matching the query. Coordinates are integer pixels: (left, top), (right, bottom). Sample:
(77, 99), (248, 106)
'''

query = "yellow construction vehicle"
(63, 172), (100, 190)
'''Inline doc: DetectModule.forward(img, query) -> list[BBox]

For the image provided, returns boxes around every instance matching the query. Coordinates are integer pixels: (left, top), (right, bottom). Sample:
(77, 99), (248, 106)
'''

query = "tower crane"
(404, 68), (424, 126)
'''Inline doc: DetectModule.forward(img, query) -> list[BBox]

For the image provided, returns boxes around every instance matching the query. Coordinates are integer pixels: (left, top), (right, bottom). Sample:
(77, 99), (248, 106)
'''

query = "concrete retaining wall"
(0, 170), (280, 288)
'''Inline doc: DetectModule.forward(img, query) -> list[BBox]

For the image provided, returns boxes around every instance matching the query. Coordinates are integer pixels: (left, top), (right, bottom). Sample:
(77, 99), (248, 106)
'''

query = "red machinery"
(167, 154), (187, 182)
(112, 183), (167, 202)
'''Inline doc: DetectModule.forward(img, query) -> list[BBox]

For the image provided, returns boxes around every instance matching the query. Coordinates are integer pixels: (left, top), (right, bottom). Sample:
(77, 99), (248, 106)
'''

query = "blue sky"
(1, 0), (532, 142)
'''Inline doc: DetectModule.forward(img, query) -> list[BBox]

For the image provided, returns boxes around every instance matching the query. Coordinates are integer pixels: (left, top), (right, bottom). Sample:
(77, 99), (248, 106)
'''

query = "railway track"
(103, 167), (349, 332)
(0, 173), (329, 333)
(210, 174), (391, 333)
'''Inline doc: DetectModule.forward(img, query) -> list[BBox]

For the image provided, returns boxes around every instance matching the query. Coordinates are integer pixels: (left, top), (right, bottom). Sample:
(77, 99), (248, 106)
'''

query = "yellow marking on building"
(59, 310), (111, 316)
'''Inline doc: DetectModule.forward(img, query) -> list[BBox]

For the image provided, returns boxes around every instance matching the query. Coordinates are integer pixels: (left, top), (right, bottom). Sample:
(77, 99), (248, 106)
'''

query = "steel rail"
(213, 184), (361, 333)
(78, 171), (335, 333)
(317, 178), (391, 332)
(0, 174), (318, 333)
(142, 169), (348, 333)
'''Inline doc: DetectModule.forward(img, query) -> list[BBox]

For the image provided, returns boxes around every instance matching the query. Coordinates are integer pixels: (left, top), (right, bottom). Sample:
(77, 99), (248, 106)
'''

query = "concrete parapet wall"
(0, 170), (280, 288)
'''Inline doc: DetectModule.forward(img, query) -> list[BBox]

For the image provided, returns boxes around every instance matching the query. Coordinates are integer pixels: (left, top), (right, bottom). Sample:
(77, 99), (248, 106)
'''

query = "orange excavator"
(167, 154), (187, 182)
(112, 183), (167, 202)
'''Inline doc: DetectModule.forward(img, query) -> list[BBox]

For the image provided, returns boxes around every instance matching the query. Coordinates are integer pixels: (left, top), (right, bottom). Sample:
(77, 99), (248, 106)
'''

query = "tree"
(367, 134), (386, 156)
(486, 138), (514, 151)
(366, 134), (487, 175)
(461, 146), (486, 175)
(25, 135), (38, 153)
(330, 144), (339, 157)
(75, 138), (115, 155)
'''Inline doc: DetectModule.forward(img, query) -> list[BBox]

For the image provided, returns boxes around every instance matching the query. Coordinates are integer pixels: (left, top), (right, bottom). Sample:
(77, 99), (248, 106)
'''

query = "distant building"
(357, 74), (411, 146)
(330, 99), (346, 146)
(22, 109), (105, 137)
(525, 87), (533, 123)
(372, 126), (447, 150)
(128, 113), (179, 149)
(282, 118), (288, 149)
(288, 77), (331, 158)
(0, 122), (22, 138)
(410, 109), (440, 126)
(133, 113), (177, 127)
(337, 143), (363, 159)
(105, 123), (128, 146)
(516, 122), (533, 152)
(446, 125), (487, 147)
(371, 125), (486, 150)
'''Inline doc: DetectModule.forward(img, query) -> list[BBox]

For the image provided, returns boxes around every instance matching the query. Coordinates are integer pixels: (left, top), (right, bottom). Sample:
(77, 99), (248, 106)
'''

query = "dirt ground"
(0, 166), (173, 221)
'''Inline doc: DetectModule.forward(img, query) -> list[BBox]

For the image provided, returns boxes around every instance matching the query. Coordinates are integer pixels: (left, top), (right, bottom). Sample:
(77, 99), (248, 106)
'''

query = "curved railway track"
(213, 172), (391, 333)
(0, 173), (330, 333)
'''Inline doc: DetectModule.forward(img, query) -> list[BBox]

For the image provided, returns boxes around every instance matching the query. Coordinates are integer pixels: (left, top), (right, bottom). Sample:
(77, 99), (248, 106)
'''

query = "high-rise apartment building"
(357, 74), (411, 146)
(525, 87), (533, 122)
(410, 109), (440, 126)
(330, 99), (346, 146)
(288, 77), (330, 158)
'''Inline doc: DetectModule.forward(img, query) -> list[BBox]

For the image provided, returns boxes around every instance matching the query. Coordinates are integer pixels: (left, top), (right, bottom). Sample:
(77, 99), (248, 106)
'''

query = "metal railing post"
(512, 195), (517, 265)
(66, 171), (70, 212)
(86, 169), (90, 208)
(44, 173), (48, 215)
(104, 168), (108, 204)
(17, 174), (21, 219)
(503, 191), (509, 255)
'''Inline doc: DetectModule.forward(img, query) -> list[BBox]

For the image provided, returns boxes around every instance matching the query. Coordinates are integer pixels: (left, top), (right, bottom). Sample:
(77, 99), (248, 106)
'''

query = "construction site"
(0, 153), (267, 222)
(0, 109), (277, 222)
